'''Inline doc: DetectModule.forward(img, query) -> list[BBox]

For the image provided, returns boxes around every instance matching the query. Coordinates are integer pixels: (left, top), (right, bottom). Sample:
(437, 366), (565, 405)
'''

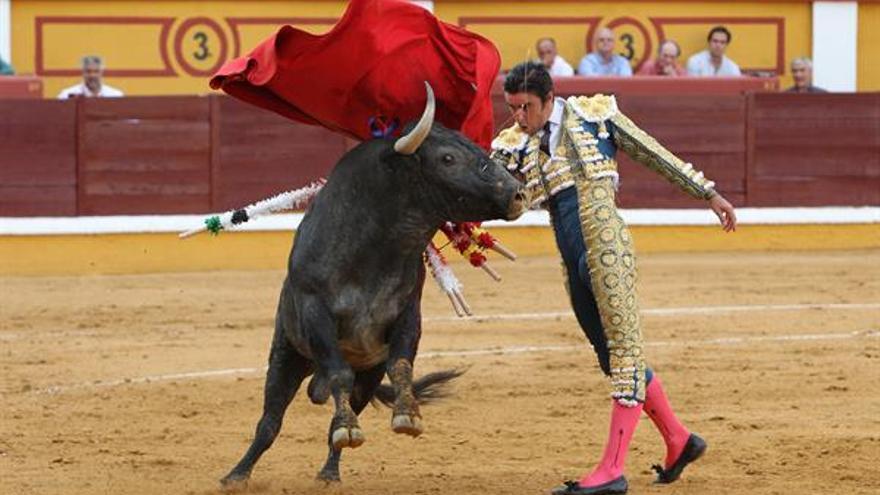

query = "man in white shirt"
(57, 55), (124, 99)
(536, 37), (575, 77)
(686, 26), (741, 77)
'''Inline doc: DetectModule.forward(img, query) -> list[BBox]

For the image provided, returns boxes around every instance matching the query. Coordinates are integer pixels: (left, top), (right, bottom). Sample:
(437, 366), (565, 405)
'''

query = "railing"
(1, 81), (877, 216)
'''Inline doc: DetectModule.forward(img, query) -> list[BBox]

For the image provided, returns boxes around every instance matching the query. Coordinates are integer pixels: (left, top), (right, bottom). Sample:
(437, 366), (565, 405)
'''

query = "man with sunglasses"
(491, 62), (736, 495)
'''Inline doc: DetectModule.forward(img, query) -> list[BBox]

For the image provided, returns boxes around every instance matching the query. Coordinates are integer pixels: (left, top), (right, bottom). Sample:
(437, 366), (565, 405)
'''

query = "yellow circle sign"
(605, 17), (653, 72)
(173, 17), (228, 77)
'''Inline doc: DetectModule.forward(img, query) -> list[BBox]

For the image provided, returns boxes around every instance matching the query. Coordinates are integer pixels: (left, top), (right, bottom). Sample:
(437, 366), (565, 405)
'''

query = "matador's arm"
(610, 111), (717, 200)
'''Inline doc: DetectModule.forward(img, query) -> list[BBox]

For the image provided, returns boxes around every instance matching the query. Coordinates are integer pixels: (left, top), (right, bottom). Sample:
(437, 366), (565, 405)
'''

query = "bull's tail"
(372, 368), (466, 408)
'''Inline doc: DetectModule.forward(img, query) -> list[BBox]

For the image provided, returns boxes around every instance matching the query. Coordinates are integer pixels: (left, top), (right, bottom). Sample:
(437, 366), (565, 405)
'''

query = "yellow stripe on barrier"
(0, 232), (296, 276)
(1, 224), (878, 276)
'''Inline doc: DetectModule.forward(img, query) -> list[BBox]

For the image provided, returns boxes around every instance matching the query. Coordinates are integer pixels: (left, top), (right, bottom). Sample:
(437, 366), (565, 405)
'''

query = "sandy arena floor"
(1, 249), (879, 495)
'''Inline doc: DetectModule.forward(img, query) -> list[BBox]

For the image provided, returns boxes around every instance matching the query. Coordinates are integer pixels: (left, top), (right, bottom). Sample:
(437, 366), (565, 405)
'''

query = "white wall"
(0, 0), (11, 64)
(812, 1), (858, 92)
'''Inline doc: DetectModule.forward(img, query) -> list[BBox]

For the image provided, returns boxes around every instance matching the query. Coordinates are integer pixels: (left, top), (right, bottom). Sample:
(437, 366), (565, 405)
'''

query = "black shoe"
(652, 433), (707, 484)
(549, 476), (628, 495)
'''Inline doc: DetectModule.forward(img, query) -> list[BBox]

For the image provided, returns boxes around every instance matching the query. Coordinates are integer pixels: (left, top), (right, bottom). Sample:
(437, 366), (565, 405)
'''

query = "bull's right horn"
(394, 82), (435, 155)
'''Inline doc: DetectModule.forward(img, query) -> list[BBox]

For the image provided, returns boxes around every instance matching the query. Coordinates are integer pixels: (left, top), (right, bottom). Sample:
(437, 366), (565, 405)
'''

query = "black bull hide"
(221, 119), (527, 485)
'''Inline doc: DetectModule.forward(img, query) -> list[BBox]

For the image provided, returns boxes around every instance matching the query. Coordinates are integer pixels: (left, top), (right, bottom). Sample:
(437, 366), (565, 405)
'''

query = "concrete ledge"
(2, 223), (877, 276)
(1, 207), (877, 235)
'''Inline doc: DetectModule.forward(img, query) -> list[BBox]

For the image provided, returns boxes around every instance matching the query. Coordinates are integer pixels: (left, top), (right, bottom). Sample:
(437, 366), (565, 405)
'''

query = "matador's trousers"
(548, 180), (652, 405)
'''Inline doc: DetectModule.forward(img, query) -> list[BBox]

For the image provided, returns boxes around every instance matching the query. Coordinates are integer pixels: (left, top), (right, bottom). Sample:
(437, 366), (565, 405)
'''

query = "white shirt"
(542, 97), (566, 156)
(686, 50), (741, 77)
(548, 55), (575, 77)
(57, 82), (124, 99)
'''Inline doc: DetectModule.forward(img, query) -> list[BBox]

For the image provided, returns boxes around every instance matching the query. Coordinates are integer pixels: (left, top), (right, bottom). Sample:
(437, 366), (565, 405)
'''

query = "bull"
(221, 84), (528, 485)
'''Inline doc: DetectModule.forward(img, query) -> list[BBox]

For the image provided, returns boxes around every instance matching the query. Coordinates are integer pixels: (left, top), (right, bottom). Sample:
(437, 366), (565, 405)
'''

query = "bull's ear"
(394, 82), (435, 155)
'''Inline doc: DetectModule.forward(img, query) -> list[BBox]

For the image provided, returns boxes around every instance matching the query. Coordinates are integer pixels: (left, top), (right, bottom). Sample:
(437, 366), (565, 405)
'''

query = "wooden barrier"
(77, 96), (212, 215)
(212, 96), (353, 212)
(1, 81), (878, 217)
(0, 76), (43, 99)
(609, 95), (746, 208)
(0, 99), (76, 216)
(746, 92), (880, 206)
(518, 76), (777, 98)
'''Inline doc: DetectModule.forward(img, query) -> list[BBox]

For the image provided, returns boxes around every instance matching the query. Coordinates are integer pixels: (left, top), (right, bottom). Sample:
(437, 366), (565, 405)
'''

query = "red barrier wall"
(213, 96), (354, 212)
(77, 97), (212, 215)
(0, 76), (43, 99)
(512, 76), (778, 97)
(746, 92), (880, 206)
(1, 85), (878, 217)
(1, 99), (77, 215)
(614, 95), (747, 208)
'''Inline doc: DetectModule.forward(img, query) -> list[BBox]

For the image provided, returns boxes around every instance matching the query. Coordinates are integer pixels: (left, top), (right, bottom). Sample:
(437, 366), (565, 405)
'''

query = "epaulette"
(491, 124), (529, 154)
(567, 94), (619, 138)
(567, 94), (619, 122)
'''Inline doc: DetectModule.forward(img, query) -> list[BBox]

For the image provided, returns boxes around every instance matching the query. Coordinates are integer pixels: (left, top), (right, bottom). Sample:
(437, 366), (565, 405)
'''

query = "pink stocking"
(644, 375), (690, 468)
(578, 400), (643, 487)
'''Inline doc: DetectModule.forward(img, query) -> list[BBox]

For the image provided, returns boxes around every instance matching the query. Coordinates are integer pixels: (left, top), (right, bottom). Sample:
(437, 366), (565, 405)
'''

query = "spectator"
(536, 37), (575, 77)
(686, 26), (741, 77)
(577, 27), (632, 77)
(786, 57), (826, 93)
(57, 55), (124, 98)
(0, 55), (14, 75)
(637, 40), (686, 76)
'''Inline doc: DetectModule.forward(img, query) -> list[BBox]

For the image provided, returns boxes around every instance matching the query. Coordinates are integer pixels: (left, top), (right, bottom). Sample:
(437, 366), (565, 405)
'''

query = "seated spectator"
(786, 57), (826, 93)
(636, 40), (686, 76)
(57, 55), (124, 98)
(577, 27), (632, 77)
(0, 55), (14, 75)
(536, 37), (574, 77)
(687, 26), (741, 77)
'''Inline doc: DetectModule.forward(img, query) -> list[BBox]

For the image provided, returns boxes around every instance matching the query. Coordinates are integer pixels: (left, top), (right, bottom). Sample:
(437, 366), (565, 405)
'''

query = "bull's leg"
(221, 327), (312, 486)
(388, 358), (421, 436)
(317, 363), (386, 482)
(386, 272), (424, 437)
(325, 365), (362, 450)
(302, 296), (363, 451)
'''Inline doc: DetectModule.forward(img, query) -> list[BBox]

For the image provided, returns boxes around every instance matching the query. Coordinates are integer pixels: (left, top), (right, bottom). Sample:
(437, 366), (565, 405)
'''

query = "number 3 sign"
(601, 17), (653, 71)
(173, 17), (228, 77)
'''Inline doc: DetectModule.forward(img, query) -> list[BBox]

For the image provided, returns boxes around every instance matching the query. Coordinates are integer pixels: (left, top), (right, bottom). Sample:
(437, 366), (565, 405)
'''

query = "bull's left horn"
(394, 82), (435, 155)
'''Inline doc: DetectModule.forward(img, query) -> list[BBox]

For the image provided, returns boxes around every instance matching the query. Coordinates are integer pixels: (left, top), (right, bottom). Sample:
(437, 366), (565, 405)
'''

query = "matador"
(491, 62), (737, 495)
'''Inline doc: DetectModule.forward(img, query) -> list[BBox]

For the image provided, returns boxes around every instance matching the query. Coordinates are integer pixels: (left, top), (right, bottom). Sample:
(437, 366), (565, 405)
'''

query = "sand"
(2, 249), (879, 495)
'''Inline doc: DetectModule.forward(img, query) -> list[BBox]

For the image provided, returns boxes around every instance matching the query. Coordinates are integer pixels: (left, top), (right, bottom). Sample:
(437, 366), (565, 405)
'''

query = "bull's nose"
(506, 188), (529, 220)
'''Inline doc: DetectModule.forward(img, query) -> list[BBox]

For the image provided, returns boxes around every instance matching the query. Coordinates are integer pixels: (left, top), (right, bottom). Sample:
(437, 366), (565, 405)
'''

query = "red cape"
(210, 0), (501, 149)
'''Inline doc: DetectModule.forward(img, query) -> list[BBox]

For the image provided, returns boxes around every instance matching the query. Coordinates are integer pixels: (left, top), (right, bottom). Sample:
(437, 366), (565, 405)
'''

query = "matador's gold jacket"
(490, 94), (717, 207)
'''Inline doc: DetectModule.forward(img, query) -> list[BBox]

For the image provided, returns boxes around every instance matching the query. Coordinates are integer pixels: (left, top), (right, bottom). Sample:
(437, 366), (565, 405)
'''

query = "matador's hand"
(709, 193), (737, 232)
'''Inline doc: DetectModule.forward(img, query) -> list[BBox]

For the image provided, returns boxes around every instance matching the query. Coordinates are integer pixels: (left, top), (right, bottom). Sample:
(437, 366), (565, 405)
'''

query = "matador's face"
(504, 91), (553, 136)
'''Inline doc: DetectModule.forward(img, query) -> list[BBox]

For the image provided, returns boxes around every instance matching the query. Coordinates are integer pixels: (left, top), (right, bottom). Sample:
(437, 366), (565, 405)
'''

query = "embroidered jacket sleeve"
(609, 110), (716, 200)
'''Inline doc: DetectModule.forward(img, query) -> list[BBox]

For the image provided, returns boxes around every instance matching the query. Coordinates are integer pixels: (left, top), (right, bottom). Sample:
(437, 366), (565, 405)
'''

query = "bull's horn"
(394, 82), (435, 155)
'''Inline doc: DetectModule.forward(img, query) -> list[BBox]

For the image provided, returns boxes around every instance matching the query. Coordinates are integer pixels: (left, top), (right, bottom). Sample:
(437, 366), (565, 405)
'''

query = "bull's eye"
(442, 154), (454, 165)
(480, 162), (489, 174)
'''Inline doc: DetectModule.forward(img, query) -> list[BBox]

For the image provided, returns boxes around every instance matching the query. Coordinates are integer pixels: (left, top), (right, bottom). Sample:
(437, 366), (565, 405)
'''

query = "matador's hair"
(504, 61), (554, 101)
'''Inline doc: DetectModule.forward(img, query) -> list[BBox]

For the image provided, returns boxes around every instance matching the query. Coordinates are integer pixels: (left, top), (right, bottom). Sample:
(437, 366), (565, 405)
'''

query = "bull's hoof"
(219, 472), (249, 490)
(391, 414), (423, 437)
(331, 426), (365, 450)
(316, 469), (341, 483)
